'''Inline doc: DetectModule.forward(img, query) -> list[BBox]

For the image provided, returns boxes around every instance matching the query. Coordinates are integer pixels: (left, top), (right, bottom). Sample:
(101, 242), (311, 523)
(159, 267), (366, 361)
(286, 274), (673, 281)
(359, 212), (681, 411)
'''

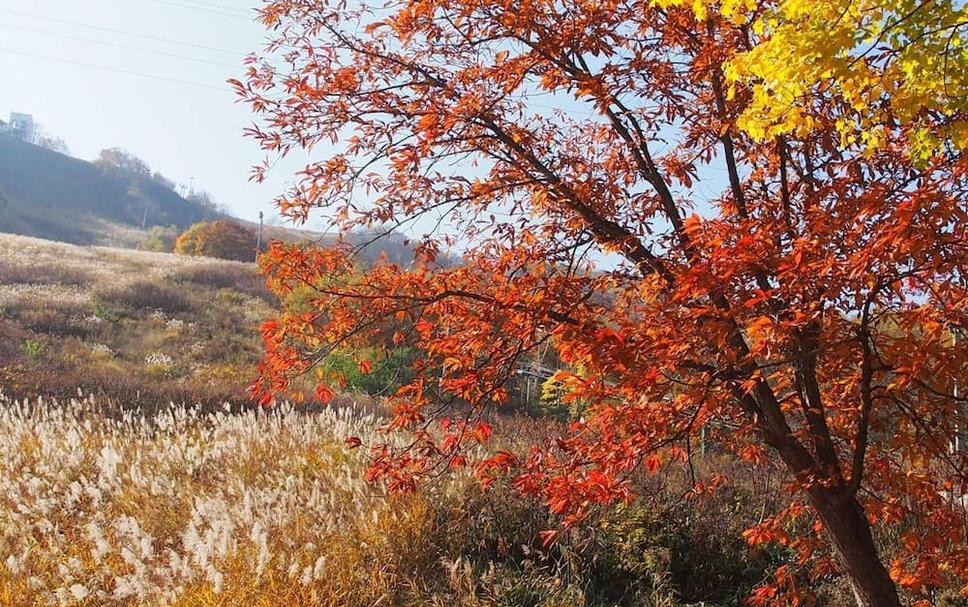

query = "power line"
(0, 23), (241, 69)
(175, 0), (257, 13)
(137, 0), (254, 20)
(0, 48), (232, 91)
(0, 9), (601, 116)
(0, 8), (249, 56)
(145, 0), (256, 15)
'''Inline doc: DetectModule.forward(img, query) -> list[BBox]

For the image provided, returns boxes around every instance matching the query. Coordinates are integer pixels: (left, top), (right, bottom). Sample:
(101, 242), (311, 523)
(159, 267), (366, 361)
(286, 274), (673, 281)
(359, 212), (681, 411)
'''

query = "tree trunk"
(807, 488), (902, 607)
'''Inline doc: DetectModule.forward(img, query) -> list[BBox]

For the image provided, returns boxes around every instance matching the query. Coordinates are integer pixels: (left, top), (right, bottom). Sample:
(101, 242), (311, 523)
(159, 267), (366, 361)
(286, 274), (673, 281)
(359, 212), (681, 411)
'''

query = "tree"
(174, 220), (257, 262)
(30, 124), (70, 156)
(152, 172), (177, 191)
(187, 190), (228, 218)
(138, 225), (180, 253)
(94, 148), (151, 177)
(726, 0), (967, 160)
(236, 1), (967, 605)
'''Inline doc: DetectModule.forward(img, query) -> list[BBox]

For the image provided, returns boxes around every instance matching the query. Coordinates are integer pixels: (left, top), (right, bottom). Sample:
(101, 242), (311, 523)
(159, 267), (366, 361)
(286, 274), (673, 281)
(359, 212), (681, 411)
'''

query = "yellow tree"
(725, 0), (967, 158)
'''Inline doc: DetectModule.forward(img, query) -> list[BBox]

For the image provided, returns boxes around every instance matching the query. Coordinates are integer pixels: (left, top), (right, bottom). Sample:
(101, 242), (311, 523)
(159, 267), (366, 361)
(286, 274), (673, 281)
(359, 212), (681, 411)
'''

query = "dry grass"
(0, 389), (805, 607)
(0, 234), (274, 409)
(0, 392), (456, 607)
(0, 233), (256, 300)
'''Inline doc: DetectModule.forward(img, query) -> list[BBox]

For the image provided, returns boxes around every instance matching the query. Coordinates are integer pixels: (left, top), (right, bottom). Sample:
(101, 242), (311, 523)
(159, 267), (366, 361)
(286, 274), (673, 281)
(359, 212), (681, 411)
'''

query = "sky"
(0, 0), (730, 256)
(0, 0), (297, 226)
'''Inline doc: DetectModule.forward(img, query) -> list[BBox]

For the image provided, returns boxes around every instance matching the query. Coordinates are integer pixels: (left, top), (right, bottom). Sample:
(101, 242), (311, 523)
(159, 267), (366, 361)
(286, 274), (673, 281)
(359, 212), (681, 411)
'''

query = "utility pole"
(255, 210), (264, 262)
(141, 205), (149, 230)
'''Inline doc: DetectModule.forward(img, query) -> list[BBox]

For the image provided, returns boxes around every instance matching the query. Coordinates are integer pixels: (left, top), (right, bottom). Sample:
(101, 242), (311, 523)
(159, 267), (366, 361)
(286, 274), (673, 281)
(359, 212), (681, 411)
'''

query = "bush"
(594, 494), (787, 606)
(0, 320), (28, 358)
(4, 360), (254, 415)
(320, 348), (418, 397)
(2, 299), (92, 338)
(20, 338), (46, 361)
(174, 220), (257, 262)
(138, 225), (179, 252)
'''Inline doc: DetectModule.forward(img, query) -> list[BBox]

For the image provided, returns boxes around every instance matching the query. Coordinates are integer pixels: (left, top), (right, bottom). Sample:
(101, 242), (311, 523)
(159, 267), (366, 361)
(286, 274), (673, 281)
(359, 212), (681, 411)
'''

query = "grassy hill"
(0, 233), (271, 408)
(0, 137), (223, 247)
(0, 232), (412, 408)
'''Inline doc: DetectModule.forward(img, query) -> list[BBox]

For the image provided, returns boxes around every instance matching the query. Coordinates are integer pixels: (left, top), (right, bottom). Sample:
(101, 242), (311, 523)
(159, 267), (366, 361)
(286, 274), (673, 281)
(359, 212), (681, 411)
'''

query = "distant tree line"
(30, 124), (70, 156)
(94, 148), (226, 216)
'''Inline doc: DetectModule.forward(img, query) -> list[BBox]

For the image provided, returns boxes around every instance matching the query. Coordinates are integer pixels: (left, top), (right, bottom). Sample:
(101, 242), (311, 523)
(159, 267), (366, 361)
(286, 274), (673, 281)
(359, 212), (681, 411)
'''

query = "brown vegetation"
(174, 221), (258, 263)
(0, 234), (270, 411)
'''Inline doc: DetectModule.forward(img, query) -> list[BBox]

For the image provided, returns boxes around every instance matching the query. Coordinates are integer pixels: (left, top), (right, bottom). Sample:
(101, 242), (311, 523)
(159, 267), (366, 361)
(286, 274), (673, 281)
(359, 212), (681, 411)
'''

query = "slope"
(0, 136), (223, 246)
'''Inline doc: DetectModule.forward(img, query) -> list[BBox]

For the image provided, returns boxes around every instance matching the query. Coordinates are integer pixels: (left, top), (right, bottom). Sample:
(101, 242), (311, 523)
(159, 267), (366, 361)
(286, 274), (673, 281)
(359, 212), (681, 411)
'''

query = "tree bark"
(807, 487), (902, 607)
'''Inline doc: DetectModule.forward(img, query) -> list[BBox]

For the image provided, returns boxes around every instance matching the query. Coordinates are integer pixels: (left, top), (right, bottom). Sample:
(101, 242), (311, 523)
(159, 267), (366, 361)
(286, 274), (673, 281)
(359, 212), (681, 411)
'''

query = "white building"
(2, 112), (34, 142)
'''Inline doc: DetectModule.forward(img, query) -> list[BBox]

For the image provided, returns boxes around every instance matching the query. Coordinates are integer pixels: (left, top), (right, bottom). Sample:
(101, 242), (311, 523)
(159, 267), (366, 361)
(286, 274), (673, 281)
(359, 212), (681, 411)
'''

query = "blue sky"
(0, 0), (730, 256)
(0, 0), (294, 225)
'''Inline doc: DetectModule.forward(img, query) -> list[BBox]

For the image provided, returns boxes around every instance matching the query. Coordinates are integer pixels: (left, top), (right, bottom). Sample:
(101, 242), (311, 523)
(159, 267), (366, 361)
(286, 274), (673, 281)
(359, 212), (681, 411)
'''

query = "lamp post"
(255, 211), (264, 263)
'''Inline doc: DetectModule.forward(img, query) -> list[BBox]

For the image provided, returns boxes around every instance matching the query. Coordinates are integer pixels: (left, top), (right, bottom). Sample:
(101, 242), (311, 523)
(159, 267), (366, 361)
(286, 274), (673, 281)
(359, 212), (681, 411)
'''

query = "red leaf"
(538, 529), (558, 547)
(314, 383), (334, 404)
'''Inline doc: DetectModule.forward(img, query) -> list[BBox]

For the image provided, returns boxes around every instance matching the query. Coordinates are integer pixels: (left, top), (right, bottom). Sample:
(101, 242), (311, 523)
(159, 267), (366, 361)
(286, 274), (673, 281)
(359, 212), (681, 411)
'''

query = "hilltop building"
(1, 112), (34, 143)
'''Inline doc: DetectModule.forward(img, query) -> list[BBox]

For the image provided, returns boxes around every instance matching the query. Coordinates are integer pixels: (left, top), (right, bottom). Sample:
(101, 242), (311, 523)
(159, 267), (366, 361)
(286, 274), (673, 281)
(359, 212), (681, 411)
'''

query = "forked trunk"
(807, 488), (902, 607)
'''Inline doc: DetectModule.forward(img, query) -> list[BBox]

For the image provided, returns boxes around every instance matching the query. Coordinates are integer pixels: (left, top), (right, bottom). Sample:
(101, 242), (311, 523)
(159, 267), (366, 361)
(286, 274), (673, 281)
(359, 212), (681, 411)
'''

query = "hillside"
(0, 137), (223, 247)
(0, 232), (417, 408)
(0, 137), (421, 264)
(0, 233), (272, 408)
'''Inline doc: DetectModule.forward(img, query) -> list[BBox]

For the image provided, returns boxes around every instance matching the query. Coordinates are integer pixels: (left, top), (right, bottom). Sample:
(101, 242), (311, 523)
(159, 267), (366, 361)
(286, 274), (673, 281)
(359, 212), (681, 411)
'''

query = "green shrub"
(20, 338), (46, 361)
(91, 301), (120, 323)
(320, 348), (417, 397)
(138, 225), (179, 252)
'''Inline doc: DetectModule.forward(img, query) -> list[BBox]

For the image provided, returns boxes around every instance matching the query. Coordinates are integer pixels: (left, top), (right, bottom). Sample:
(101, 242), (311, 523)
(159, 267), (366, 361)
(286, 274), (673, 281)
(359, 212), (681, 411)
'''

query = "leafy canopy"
(237, 1), (967, 604)
(174, 220), (257, 262)
(723, 0), (967, 158)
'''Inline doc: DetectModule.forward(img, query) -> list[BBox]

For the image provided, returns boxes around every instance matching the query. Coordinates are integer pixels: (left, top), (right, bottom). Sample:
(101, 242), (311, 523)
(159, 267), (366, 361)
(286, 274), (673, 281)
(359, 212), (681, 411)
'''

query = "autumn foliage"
(174, 220), (257, 262)
(236, 1), (967, 605)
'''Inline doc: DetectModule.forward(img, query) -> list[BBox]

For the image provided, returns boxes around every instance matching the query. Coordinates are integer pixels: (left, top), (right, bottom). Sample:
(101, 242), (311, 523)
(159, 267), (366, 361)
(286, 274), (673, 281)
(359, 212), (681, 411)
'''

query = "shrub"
(174, 220), (257, 262)
(0, 320), (27, 358)
(91, 301), (120, 323)
(137, 225), (179, 252)
(3, 299), (92, 338)
(4, 361), (254, 415)
(320, 348), (417, 397)
(594, 493), (787, 606)
(20, 338), (46, 361)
